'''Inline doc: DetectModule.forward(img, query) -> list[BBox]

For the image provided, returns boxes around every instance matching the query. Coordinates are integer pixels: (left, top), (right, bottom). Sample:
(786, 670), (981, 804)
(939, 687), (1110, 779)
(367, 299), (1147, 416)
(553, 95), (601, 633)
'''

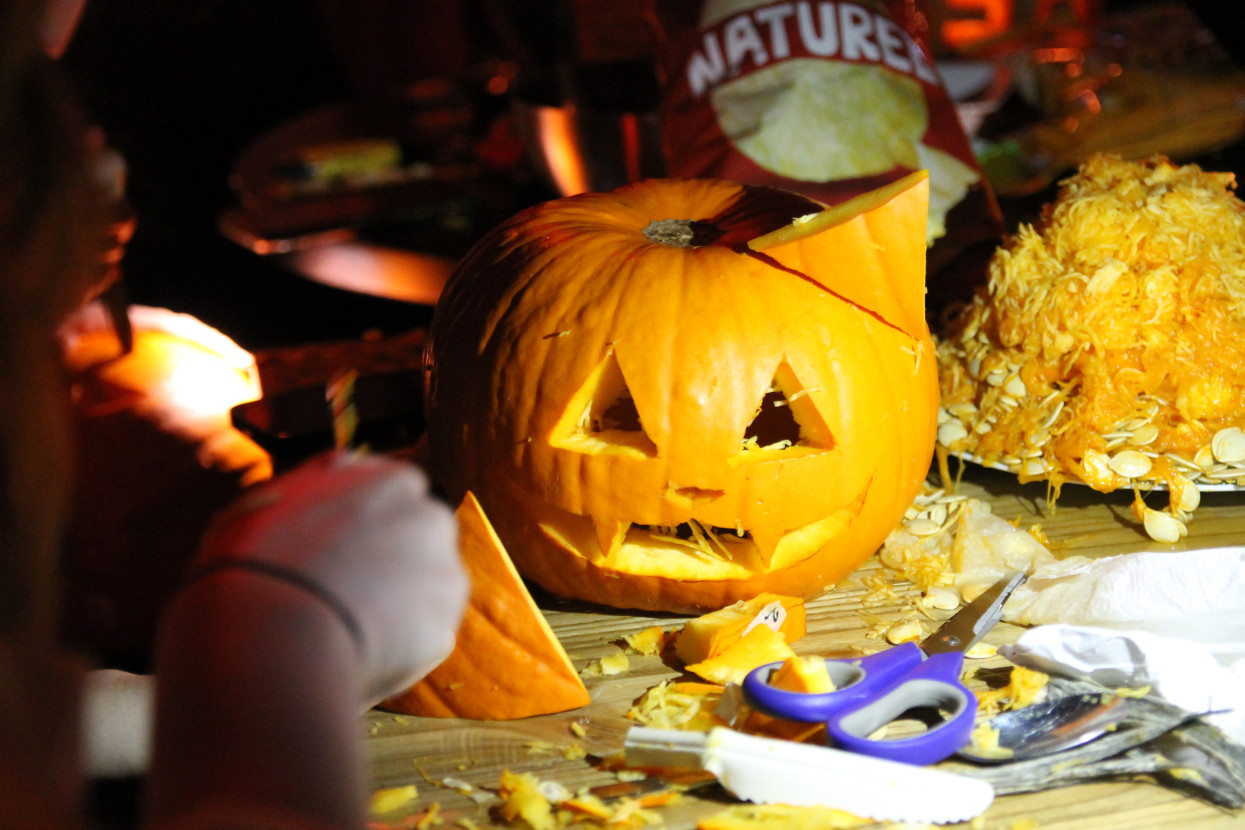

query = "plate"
(951, 451), (1244, 493)
(219, 99), (519, 305)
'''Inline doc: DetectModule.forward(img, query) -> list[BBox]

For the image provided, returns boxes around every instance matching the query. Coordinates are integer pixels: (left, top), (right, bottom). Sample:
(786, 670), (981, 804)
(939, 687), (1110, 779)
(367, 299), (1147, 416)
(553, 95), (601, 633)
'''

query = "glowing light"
(62, 305), (261, 423)
(534, 105), (592, 197)
(940, 0), (1013, 51)
(146, 332), (258, 419)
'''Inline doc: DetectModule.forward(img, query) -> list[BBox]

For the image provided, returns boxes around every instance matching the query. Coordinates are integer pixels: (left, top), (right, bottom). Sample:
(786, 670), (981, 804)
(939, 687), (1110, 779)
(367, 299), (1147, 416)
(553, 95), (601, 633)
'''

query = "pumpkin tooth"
(593, 517), (630, 558)
(748, 528), (783, 566)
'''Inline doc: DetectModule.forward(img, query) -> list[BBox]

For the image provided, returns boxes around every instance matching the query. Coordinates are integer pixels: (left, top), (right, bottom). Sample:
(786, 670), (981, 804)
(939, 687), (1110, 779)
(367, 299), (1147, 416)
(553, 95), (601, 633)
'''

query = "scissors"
(742, 571), (1026, 766)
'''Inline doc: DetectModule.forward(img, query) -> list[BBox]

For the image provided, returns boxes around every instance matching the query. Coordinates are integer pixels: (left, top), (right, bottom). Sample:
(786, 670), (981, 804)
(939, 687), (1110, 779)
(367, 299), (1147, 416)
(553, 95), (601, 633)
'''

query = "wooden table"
(362, 467), (1245, 829)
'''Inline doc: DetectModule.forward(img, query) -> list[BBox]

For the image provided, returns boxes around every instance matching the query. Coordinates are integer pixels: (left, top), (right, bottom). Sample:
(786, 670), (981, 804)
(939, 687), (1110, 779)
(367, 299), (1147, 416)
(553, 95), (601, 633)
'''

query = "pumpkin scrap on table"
(696, 803), (870, 830)
(674, 593), (805, 665)
(627, 681), (729, 732)
(425, 173), (938, 614)
(735, 655), (835, 744)
(683, 624), (796, 686)
(380, 491), (590, 719)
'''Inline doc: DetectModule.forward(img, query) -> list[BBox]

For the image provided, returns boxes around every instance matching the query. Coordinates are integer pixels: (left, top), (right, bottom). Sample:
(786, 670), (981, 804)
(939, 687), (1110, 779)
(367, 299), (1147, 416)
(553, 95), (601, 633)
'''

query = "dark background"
(57, 1), (1245, 355)
(59, 0), (514, 352)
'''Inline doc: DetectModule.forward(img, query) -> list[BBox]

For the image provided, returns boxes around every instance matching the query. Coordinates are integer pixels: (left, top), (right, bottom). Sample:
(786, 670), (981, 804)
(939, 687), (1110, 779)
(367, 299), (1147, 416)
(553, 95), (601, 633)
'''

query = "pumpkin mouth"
(515, 483), (871, 582)
(635, 520), (752, 556)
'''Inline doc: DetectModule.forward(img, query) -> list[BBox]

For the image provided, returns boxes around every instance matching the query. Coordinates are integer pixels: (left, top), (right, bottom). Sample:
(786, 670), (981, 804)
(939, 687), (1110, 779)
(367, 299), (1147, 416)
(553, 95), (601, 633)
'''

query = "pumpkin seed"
(1081, 449), (1124, 489)
(1108, 450), (1152, 479)
(1021, 458), (1049, 476)
(1003, 374), (1027, 398)
(1164, 453), (1201, 472)
(1042, 400), (1065, 429)
(1212, 427), (1245, 463)
(937, 420), (969, 446)
(959, 583), (991, 604)
(964, 642), (998, 659)
(1169, 476), (1201, 513)
(1203, 465), (1245, 480)
(904, 518), (943, 537)
(1142, 508), (1186, 543)
(885, 619), (924, 645)
(1103, 435), (1128, 452)
(921, 587), (960, 611)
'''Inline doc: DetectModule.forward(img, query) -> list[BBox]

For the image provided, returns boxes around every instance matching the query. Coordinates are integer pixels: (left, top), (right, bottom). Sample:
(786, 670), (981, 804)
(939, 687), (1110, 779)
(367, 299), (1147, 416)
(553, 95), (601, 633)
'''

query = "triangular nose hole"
(551, 349), (657, 456)
(743, 361), (834, 451)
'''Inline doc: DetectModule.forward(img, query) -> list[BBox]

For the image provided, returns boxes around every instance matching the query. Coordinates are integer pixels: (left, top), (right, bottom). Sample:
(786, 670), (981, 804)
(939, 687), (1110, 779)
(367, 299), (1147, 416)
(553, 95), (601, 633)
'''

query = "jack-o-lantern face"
(426, 175), (937, 613)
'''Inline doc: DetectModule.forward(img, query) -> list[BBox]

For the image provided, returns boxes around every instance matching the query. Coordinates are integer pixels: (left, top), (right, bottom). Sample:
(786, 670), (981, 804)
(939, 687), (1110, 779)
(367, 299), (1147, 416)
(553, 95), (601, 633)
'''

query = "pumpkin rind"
(426, 175), (937, 613)
(380, 491), (590, 719)
(674, 593), (806, 666)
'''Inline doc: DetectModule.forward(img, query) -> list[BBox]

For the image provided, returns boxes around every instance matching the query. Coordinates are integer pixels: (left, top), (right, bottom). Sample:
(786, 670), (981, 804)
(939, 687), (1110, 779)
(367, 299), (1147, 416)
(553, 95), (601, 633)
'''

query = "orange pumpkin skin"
(381, 491), (590, 719)
(426, 176), (937, 613)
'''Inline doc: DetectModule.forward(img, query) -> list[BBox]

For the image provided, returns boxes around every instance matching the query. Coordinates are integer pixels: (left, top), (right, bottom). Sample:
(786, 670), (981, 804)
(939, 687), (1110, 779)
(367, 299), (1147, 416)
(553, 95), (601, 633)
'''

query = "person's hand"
(193, 451), (467, 706)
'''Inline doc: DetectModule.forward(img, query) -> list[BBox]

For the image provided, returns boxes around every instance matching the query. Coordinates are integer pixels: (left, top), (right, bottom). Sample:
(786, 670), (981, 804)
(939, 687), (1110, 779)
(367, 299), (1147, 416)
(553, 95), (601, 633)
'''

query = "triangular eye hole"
(550, 349), (657, 456)
(592, 378), (642, 433)
(744, 386), (802, 449)
(741, 361), (834, 453)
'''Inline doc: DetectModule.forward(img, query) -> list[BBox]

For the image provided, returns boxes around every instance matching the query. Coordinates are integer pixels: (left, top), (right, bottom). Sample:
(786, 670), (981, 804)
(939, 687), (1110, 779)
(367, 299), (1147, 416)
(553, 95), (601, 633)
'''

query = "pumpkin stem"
(643, 219), (722, 248)
(643, 219), (694, 246)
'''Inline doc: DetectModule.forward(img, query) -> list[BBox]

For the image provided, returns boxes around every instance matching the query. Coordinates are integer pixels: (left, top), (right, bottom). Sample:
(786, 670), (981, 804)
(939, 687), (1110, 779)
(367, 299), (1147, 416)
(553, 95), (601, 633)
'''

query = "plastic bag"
(652, 0), (1005, 310)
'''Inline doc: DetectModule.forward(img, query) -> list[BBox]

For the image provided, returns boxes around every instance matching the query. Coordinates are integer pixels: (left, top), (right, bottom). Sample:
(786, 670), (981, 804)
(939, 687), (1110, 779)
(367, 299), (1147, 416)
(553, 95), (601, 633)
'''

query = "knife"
(624, 726), (994, 825)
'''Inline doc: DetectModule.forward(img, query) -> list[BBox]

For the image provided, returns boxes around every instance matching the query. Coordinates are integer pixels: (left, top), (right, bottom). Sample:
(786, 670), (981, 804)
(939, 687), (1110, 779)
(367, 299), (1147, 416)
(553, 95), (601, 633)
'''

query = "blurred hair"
(0, 2), (105, 331)
(0, 0), (109, 642)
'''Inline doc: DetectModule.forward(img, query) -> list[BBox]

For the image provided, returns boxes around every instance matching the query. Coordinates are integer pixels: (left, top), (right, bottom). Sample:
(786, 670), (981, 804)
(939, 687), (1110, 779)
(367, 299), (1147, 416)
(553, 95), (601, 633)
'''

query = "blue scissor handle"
(742, 642), (924, 722)
(826, 650), (975, 766)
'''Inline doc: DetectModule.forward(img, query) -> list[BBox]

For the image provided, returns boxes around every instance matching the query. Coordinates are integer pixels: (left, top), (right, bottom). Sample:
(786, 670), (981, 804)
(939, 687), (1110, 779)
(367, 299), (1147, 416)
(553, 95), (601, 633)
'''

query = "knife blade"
(624, 726), (994, 824)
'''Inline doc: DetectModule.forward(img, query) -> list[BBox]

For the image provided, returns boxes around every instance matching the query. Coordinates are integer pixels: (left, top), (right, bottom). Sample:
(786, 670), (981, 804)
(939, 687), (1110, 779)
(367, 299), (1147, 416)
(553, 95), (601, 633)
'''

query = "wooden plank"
(363, 469), (1245, 828)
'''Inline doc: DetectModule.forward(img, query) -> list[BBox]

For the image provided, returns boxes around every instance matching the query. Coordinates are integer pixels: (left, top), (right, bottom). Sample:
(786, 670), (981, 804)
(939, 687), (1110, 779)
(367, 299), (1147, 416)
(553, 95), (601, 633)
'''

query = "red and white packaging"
(652, 0), (1005, 309)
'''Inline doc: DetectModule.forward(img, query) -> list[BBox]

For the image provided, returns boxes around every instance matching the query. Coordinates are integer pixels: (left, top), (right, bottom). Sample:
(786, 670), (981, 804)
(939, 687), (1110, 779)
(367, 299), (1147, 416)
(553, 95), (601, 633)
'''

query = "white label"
(742, 600), (787, 637)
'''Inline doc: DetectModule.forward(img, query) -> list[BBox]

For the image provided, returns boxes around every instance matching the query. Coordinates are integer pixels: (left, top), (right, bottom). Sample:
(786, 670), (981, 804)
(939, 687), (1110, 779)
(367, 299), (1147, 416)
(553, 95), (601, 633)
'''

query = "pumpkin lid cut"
(381, 490), (590, 719)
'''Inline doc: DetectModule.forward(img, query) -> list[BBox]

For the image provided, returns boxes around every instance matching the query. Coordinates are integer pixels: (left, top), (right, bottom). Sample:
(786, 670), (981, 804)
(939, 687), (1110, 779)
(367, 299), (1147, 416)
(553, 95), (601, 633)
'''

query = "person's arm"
(145, 571), (366, 829)
(144, 452), (466, 829)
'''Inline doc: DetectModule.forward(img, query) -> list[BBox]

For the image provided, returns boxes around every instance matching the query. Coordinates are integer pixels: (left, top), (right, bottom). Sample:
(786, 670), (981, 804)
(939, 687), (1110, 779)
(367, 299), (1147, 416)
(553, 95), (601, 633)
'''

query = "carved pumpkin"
(425, 174), (937, 613)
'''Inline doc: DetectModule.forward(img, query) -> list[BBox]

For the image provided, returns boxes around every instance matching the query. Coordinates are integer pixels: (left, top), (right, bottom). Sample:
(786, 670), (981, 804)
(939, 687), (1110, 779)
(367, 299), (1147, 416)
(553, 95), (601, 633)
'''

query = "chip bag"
(652, 0), (1004, 310)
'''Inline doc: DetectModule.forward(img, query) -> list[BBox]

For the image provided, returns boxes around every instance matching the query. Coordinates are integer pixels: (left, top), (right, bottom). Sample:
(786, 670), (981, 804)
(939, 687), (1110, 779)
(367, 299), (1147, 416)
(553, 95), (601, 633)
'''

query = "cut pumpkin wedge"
(381, 490), (591, 719)
(683, 624), (797, 686)
(675, 593), (806, 666)
(748, 170), (930, 342)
